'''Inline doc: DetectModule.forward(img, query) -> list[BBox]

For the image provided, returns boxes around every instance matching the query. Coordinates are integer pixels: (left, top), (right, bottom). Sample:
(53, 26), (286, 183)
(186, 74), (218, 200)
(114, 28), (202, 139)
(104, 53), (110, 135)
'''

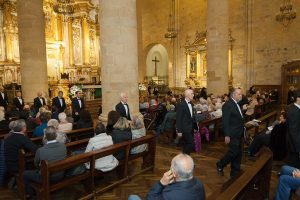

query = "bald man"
(128, 153), (205, 200)
(33, 92), (46, 114)
(176, 89), (197, 154)
(115, 92), (131, 120)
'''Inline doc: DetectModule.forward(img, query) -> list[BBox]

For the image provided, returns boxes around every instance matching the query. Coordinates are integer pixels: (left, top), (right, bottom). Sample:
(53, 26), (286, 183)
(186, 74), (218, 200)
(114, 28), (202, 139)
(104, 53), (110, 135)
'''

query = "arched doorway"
(145, 44), (169, 85)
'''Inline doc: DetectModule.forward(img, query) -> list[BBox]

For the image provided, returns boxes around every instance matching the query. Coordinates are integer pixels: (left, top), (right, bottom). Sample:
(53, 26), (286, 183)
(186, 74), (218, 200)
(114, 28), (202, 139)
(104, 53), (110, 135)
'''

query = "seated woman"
(130, 115), (147, 154)
(33, 111), (51, 137)
(110, 117), (132, 160)
(57, 112), (73, 132)
(248, 112), (287, 158)
(76, 110), (93, 129)
(106, 110), (120, 134)
(0, 106), (9, 130)
(45, 119), (68, 144)
(245, 94), (258, 118)
(85, 122), (118, 172)
(274, 165), (300, 200)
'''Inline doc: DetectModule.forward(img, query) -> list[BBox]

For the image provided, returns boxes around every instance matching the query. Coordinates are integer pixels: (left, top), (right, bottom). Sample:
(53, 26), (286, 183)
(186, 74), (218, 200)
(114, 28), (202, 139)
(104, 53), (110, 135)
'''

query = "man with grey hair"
(33, 92), (46, 114)
(128, 153), (205, 200)
(23, 126), (67, 196)
(216, 88), (245, 177)
(0, 85), (8, 110)
(115, 92), (131, 120)
(4, 119), (38, 173)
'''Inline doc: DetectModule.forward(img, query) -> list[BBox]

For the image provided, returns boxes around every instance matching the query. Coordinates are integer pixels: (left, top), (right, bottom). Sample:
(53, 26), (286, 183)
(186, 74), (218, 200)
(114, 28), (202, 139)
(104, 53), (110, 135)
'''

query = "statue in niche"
(5, 69), (13, 84)
(190, 56), (197, 73)
(73, 26), (82, 64)
(89, 30), (96, 65)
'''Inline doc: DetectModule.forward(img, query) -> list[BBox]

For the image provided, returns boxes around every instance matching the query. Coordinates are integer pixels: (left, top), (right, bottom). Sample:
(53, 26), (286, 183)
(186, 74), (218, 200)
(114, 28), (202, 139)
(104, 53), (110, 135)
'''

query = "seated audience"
(128, 153), (205, 200)
(23, 126), (67, 197)
(85, 122), (118, 172)
(248, 112), (287, 158)
(33, 111), (51, 137)
(19, 106), (37, 132)
(46, 119), (68, 144)
(110, 117), (132, 159)
(156, 105), (176, 136)
(76, 110), (93, 129)
(274, 165), (300, 200)
(4, 119), (38, 173)
(57, 112), (73, 132)
(106, 110), (121, 134)
(130, 115), (147, 154)
(245, 95), (258, 117)
(65, 108), (74, 124)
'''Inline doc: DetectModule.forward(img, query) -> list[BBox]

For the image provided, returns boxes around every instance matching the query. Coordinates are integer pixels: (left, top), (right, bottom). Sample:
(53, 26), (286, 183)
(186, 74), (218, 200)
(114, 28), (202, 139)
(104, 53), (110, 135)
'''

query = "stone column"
(17, 0), (48, 103)
(206, 0), (229, 95)
(99, 0), (139, 120)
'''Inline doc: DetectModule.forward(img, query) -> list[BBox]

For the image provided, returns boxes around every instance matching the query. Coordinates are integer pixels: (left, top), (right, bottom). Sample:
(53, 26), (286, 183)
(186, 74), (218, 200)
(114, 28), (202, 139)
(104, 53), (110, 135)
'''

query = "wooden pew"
(18, 133), (156, 200)
(198, 116), (222, 140)
(207, 149), (273, 200)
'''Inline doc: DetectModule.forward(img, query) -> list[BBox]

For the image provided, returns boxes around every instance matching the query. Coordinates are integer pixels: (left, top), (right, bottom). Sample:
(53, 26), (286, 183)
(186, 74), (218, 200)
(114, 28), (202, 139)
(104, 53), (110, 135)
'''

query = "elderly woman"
(110, 117), (132, 159)
(130, 115), (147, 154)
(58, 112), (73, 132)
(0, 106), (9, 130)
(245, 94), (259, 118)
(44, 119), (68, 144)
(85, 122), (118, 172)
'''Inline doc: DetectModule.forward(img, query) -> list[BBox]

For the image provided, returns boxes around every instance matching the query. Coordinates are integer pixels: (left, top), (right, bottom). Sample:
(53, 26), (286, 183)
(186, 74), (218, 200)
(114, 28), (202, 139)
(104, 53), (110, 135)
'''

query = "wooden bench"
(198, 116), (222, 140)
(207, 149), (273, 200)
(18, 133), (156, 200)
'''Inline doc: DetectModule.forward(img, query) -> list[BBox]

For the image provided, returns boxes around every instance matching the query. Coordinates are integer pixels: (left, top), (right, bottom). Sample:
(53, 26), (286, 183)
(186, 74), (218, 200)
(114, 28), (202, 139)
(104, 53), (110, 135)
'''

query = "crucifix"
(152, 56), (160, 76)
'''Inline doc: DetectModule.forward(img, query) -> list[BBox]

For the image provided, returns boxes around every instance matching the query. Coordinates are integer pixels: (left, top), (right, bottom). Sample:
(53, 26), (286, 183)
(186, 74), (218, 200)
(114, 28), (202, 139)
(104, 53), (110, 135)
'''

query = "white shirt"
(294, 103), (300, 110)
(18, 97), (22, 105)
(39, 98), (44, 105)
(59, 97), (63, 107)
(77, 98), (82, 108)
(231, 98), (243, 118)
(0, 92), (4, 100)
(122, 101), (129, 116)
(185, 99), (193, 117)
(47, 140), (57, 144)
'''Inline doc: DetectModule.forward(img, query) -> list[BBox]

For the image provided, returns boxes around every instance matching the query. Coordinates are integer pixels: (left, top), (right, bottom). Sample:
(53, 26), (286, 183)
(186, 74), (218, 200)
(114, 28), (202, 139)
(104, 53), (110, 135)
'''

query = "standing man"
(176, 89), (196, 155)
(286, 90), (300, 169)
(0, 85), (8, 110)
(52, 91), (66, 113)
(72, 91), (85, 122)
(216, 88), (244, 177)
(33, 92), (46, 113)
(13, 91), (24, 111)
(115, 92), (131, 120)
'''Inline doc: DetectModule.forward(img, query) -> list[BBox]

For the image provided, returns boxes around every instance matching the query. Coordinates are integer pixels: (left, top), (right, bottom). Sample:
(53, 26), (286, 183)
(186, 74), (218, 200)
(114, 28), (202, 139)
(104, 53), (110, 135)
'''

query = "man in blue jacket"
(128, 153), (205, 200)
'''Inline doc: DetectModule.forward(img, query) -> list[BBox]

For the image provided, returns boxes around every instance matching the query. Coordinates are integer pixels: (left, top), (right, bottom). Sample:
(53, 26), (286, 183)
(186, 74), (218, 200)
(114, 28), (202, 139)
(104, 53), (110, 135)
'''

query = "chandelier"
(275, 0), (296, 28)
(164, 0), (177, 39)
(53, 0), (74, 15)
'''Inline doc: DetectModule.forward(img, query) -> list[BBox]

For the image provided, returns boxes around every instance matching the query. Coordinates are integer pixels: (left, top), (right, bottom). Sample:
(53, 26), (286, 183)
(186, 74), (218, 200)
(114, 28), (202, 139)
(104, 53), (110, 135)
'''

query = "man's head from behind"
(44, 126), (57, 142)
(171, 153), (194, 182)
(12, 119), (27, 133)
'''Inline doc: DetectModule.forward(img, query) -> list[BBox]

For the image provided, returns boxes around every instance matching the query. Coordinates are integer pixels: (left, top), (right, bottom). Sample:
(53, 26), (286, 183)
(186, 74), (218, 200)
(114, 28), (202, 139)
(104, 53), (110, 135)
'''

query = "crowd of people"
(0, 83), (299, 199)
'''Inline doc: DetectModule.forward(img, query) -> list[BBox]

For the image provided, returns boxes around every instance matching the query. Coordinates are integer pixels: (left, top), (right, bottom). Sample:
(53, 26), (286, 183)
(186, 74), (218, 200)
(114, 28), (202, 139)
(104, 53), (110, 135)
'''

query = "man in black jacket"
(115, 92), (131, 120)
(33, 92), (46, 113)
(287, 90), (300, 169)
(72, 91), (85, 122)
(176, 89), (196, 155)
(0, 85), (8, 110)
(13, 91), (24, 111)
(128, 153), (205, 200)
(216, 88), (244, 177)
(52, 91), (66, 113)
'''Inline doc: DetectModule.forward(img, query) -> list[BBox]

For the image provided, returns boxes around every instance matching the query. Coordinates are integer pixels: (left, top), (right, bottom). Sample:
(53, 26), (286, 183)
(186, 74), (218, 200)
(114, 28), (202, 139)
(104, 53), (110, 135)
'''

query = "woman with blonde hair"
(130, 115), (147, 154)
(58, 112), (73, 132)
(111, 117), (132, 159)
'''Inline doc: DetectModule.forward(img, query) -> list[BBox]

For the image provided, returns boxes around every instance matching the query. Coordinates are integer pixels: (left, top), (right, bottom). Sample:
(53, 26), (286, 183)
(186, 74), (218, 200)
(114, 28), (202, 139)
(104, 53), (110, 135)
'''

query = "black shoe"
(216, 162), (224, 176)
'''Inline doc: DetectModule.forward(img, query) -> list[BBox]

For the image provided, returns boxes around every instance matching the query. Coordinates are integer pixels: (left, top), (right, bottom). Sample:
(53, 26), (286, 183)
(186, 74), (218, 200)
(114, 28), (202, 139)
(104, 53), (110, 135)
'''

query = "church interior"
(1, 0), (300, 199)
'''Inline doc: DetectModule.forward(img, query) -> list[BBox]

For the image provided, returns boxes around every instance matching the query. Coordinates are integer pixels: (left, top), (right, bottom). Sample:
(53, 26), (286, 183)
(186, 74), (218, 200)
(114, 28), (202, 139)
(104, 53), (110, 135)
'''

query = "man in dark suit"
(176, 89), (196, 155)
(287, 90), (300, 169)
(128, 153), (205, 200)
(72, 91), (85, 122)
(33, 92), (46, 113)
(115, 92), (131, 120)
(23, 126), (67, 196)
(216, 88), (244, 177)
(13, 91), (24, 110)
(0, 85), (8, 110)
(52, 91), (66, 113)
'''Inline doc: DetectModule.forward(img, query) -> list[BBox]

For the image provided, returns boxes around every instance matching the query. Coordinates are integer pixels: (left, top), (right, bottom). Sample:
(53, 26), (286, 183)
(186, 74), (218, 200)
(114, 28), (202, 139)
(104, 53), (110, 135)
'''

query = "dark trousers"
(249, 133), (270, 156)
(182, 131), (194, 155)
(218, 137), (242, 177)
(23, 170), (41, 195)
(288, 152), (300, 169)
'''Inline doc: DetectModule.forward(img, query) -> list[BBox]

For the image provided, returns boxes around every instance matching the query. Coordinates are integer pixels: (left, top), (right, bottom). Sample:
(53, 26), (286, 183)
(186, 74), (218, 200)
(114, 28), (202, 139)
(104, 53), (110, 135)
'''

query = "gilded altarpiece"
(184, 31), (207, 88)
(0, 0), (100, 100)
